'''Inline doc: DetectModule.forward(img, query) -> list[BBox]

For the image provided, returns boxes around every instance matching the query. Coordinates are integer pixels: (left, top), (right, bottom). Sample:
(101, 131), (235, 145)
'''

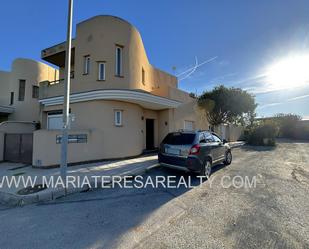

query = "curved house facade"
(0, 58), (58, 122)
(33, 15), (209, 167)
(0, 58), (58, 162)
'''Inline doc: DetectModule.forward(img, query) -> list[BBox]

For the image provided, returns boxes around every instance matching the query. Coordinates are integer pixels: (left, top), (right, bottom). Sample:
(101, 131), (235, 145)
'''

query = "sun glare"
(266, 54), (309, 90)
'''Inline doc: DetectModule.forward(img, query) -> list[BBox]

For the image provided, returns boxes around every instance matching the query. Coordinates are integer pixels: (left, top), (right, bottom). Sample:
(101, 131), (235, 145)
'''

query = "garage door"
(184, 120), (194, 131)
(4, 134), (33, 164)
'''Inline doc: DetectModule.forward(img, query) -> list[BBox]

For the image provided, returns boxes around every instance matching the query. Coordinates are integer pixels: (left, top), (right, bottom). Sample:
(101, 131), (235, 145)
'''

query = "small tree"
(198, 85), (257, 127)
(274, 113), (302, 138)
(189, 92), (197, 99)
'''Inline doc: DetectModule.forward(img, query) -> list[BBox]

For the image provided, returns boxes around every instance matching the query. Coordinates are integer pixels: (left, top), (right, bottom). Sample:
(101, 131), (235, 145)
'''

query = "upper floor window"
(114, 110), (122, 126)
(83, 55), (90, 75)
(10, 92), (14, 105)
(18, 80), (26, 101)
(32, 86), (39, 99)
(115, 45), (123, 76)
(98, 62), (106, 81)
(142, 67), (145, 85)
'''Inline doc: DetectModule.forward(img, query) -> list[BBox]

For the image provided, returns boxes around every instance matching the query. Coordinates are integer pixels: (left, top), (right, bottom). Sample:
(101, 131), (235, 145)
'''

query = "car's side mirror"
(223, 139), (227, 144)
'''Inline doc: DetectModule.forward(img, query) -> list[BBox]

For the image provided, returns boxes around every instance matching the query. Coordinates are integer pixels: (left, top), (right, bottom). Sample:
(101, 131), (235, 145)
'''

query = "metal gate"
(4, 134), (33, 164)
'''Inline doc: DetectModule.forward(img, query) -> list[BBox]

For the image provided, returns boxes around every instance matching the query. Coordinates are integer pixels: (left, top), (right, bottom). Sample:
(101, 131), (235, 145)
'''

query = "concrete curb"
(0, 187), (84, 207)
(0, 164), (159, 207)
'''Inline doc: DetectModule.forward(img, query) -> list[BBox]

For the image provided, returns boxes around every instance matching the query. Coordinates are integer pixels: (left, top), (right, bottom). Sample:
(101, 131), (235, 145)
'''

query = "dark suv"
(158, 130), (232, 178)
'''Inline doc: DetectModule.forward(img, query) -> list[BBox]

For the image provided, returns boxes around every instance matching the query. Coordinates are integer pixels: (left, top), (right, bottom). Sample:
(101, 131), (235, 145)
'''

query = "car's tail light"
(189, 144), (200, 155)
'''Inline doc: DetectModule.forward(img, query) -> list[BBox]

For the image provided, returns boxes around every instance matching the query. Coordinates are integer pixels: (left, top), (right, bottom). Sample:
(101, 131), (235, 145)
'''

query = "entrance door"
(4, 134), (33, 164)
(146, 119), (155, 150)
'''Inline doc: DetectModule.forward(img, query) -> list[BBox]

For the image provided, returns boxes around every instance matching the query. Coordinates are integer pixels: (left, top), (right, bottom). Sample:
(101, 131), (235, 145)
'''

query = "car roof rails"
(177, 129), (196, 133)
(197, 129), (211, 132)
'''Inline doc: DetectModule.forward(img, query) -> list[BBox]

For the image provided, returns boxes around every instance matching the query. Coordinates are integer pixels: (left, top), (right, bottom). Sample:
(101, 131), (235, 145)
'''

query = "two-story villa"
(33, 15), (208, 167)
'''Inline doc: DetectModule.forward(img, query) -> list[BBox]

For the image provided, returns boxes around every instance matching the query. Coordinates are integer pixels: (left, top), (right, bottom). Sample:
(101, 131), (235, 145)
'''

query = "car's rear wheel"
(224, 151), (232, 165)
(201, 160), (212, 179)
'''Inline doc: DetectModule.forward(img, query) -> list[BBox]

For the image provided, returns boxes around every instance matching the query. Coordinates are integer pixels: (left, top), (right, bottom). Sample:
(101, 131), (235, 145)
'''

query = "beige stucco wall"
(157, 109), (171, 144)
(34, 97), (208, 166)
(0, 59), (58, 123)
(33, 129), (92, 167)
(0, 122), (37, 134)
(40, 15), (178, 100)
(7, 59), (58, 122)
(228, 125), (244, 141)
(151, 85), (193, 103)
(0, 71), (11, 106)
(171, 100), (209, 132)
(214, 124), (244, 142)
(35, 100), (146, 166)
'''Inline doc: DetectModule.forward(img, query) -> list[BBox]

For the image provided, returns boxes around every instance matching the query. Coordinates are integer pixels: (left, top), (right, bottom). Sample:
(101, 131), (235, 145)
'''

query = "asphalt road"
(0, 140), (308, 249)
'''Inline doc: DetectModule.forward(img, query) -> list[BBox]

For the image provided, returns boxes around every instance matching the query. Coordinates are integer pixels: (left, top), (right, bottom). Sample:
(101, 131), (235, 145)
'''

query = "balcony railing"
(48, 79), (64, 85)
(46, 71), (74, 85)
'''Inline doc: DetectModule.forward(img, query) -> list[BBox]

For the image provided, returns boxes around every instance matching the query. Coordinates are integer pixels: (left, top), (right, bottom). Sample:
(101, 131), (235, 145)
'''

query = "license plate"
(166, 148), (180, 155)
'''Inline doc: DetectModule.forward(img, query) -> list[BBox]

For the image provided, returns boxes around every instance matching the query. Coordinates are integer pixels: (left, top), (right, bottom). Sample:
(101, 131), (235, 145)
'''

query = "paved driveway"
(0, 140), (308, 248)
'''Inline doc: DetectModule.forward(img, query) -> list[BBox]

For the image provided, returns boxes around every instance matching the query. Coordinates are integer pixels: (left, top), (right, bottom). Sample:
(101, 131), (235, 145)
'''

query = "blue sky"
(1, 0), (309, 118)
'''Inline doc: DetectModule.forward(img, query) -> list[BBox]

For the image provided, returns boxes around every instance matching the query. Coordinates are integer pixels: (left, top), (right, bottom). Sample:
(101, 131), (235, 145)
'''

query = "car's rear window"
(162, 133), (196, 145)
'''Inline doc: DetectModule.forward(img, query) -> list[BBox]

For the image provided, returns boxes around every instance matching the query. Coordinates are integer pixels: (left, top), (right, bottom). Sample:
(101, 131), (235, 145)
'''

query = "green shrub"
(275, 113), (302, 138)
(293, 122), (309, 140)
(245, 124), (277, 146)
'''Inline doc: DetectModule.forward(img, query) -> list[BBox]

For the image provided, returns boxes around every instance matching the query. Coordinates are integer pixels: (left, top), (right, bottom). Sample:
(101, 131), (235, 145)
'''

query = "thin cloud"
(288, 94), (309, 101)
(233, 74), (267, 86)
(257, 102), (283, 109)
(223, 73), (275, 94)
(257, 89), (309, 110)
(208, 72), (238, 84)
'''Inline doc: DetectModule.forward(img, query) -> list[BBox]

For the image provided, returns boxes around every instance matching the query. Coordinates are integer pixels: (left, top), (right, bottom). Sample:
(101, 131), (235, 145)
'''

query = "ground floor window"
(184, 120), (194, 131)
(47, 114), (63, 130)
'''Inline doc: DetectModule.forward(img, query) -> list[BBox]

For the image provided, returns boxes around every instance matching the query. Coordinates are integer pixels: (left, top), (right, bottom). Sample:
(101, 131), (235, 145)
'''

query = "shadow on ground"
(0, 164), (227, 249)
(276, 138), (309, 143)
(240, 145), (276, 152)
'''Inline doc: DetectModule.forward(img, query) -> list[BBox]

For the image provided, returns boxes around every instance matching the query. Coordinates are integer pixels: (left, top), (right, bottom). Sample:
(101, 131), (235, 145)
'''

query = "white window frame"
(114, 110), (122, 126)
(115, 46), (123, 76)
(47, 113), (74, 130)
(184, 120), (194, 131)
(84, 55), (90, 74)
(47, 114), (63, 130)
(98, 62), (106, 81)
